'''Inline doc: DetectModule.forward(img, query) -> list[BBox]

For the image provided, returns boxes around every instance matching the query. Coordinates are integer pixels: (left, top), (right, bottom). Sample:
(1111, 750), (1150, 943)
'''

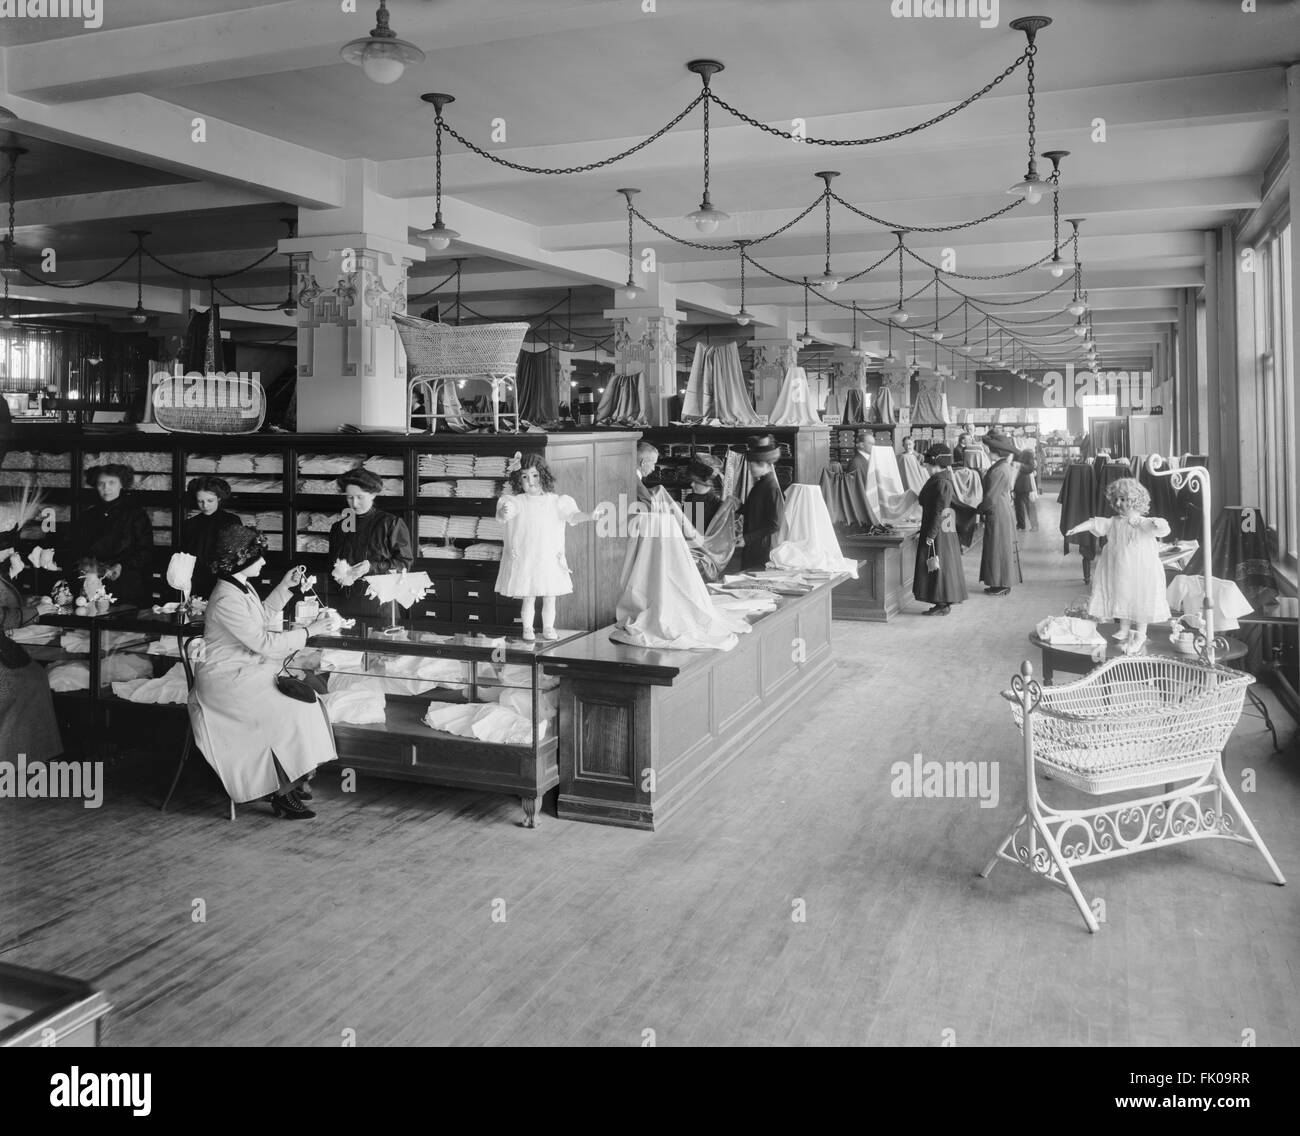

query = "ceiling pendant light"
(814, 172), (842, 291)
(1006, 17), (1055, 205)
(957, 299), (971, 353)
(560, 288), (576, 351)
(1040, 151), (1073, 276)
(341, 0), (425, 85)
(278, 218), (299, 314)
(417, 94), (461, 249)
(684, 60), (729, 234)
(1071, 317), (1088, 338)
(928, 271), (944, 341)
(798, 276), (814, 345)
(734, 239), (753, 325)
(130, 229), (150, 324)
(888, 231), (910, 324)
(617, 189), (643, 300)
(0, 146), (25, 283)
(885, 320), (898, 363)
(850, 304), (862, 357)
(979, 316), (995, 364)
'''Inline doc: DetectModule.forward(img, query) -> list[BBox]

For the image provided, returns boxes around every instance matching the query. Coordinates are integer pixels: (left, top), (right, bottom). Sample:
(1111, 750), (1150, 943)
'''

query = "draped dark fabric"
(1184, 505), (1280, 609)
(1058, 462), (1097, 560)
(515, 348), (558, 424)
(182, 308), (236, 374)
(840, 389), (869, 425)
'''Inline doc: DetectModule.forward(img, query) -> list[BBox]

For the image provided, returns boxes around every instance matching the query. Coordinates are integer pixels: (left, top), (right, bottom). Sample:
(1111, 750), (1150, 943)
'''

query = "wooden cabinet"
(633, 424), (829, 502)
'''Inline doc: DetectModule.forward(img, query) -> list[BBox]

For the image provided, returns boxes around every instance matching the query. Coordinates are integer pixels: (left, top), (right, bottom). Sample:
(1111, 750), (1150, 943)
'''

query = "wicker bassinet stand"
(981, 657), (1285, 933)
(394, 315), (528, 434)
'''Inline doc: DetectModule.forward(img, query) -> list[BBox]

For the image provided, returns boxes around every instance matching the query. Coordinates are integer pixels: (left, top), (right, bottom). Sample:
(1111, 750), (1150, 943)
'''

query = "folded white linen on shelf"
(46, 661), (90, 691)
(322, 688), (386, 725)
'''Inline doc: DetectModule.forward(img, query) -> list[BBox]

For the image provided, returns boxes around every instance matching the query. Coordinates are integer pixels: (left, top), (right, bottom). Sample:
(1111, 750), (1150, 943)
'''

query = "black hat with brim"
(985, 433), (1018, 457)
(211, 524), (267, 576)
(686, 454), (724, 487)
(746, 434), (782, 463)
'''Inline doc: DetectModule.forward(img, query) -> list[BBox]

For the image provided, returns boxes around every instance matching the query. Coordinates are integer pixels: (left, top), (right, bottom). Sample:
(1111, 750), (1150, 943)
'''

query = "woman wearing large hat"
(911, 444), (967, 615)
(681, 453), (737, 581)
(977, 432), (1019, 596)
(740, 434), (785, 571)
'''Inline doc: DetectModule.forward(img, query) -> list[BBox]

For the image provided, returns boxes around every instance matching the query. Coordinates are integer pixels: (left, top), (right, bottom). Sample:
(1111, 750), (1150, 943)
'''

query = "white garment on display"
(769, 365), (820, 426)
(1166, 574), (1254, 632)
(862, 446), (922, 526)
(910, 370), (951, 424)
(770, 484), (858, 577)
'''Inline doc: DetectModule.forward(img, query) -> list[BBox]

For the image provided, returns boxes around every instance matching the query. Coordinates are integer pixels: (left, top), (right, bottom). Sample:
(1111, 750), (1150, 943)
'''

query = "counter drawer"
(452, 601), (496, 626)
(452, 578), (494, 604)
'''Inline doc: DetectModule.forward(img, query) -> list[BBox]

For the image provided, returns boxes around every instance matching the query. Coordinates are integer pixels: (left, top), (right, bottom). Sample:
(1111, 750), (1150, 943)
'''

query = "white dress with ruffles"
(494, 491), (579, 597)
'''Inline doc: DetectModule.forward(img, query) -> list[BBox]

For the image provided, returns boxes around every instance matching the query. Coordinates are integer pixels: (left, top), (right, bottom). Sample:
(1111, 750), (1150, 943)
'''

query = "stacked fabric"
(298, 478), (343, 495)
(296, 535), (329, 553)
(84, 451), (171, 473)
(131, 474), (173, 491)
(455, 479), (497, 498)
(475, 455), (509, 477)
(417, 515), (449, 539)
(420, 545), (464, 559)
(0, 472), (33, 487)
(446, 516), (479, 540)
(300, 511), (341, 533)
(464, 543), (502, 561)
(444, 455), (477, 477)
(418, 482), (455, 497)
(38, 453), (70, 470)
(233, 511), (283, 531)
(222, 476), (281, 493)
(476, 517), (505, 542)
(185, 455), (220, 473)
(0, 452), (36, 469)
(363, 456), (404, 477)
(418, 454), (449, 476)
(151, 528), (174, 547)
(217, 454), (258, 474)
(264, 533), (284, 551)
(299, 453), (364, 476)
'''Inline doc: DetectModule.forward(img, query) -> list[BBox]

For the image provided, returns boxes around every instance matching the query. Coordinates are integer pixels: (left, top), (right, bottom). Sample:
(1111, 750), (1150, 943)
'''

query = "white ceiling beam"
(13, 183), (279, 231)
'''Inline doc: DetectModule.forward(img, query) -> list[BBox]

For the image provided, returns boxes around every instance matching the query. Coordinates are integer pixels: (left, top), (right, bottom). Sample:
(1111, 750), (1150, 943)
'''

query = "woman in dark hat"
(977, 432), (1019, 596)
(682, 453), (737, 581)
(740, 434), (785, 571)
(912, 444), (968, 616)
(75, 463), (154, 607)
(180, 475), (242, 598)
(189, 525), (338, 819)
(327, 467), (414, 618)
(1013, 448), (1039, 532)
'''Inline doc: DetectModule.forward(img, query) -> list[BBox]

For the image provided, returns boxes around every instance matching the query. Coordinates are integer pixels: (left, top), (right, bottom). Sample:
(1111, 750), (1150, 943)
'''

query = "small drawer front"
(419, 600), (453, 623)
(453, 578), (494, 603)
(453, 601), (496, 625)
(496, 604), (523, 627)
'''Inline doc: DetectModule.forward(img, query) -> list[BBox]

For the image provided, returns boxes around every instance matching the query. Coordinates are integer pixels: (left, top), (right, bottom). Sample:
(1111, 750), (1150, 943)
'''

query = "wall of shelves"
(1, 429), (639, 632)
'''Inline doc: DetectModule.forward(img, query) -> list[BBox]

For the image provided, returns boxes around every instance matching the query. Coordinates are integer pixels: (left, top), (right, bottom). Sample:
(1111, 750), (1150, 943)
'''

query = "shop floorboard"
(1, 494), (1296, 1046)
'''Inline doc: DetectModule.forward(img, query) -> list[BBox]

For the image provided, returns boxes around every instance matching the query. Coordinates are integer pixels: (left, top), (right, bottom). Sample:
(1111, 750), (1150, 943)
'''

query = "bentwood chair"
(159, 628), (236, 822)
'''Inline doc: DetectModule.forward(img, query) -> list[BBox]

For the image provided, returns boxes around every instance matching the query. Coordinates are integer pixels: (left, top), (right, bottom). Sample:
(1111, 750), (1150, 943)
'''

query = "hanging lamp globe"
(560, 339), (576, 352)
(735, 308), (753, 327)
(340, 1), (425, 85)
(929, 329), (944, 342)
(418, 218), (459, 250)
(888, 307), (910, 325)
(130, 304), (149, 325)
(622, 277), (642, 301)
(817, 271), (841, 293)
(685, 195), (728, 235)
(1068, 297), (1087, 317)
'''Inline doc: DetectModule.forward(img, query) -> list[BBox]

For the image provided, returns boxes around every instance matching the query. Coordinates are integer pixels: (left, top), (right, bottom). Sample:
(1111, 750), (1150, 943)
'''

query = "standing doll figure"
(1066, 477), (1171, 654)
(494, 453), (606, 641)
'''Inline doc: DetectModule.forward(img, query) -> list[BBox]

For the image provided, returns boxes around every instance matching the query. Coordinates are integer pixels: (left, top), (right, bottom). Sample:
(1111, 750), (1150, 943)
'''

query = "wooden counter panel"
(573, 695), (638, 783)
(713, 640), (761, 731)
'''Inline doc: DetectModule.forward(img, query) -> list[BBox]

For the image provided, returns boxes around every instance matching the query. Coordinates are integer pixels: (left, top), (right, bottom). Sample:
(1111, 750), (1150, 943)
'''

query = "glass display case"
(297, 622), (580, 827)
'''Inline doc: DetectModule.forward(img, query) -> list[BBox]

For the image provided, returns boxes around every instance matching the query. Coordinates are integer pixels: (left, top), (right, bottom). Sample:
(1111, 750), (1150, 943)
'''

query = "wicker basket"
(1006, 656), (1253, 794)
(394, 315), (529, 379)
(153, 375), (266, 435)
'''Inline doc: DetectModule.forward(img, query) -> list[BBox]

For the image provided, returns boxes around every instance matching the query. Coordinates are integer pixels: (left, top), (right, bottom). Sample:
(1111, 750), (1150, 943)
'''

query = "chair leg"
(1216, 771), (1286, 884)
(160, 730), (193, 812)
(1245, 687), (1280, 751)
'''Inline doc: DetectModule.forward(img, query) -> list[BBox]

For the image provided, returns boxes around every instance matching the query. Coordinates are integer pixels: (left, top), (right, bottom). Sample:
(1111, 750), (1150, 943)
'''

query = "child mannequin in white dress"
(1066, 477), (1171, 654)
(495, 453), (606, 641)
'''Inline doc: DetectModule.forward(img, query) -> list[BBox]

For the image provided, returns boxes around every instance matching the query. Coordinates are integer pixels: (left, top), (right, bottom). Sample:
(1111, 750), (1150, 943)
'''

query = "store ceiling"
(2, 0), (1297, 366)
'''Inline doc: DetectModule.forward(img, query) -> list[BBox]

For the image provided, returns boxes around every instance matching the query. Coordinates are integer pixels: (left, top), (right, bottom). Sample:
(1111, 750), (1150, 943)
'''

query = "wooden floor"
(2, 491), (1297, 1046)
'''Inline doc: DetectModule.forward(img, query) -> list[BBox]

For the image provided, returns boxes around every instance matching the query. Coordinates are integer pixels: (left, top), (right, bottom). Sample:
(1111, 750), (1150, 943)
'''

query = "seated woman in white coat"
(189, 525), (338, 820)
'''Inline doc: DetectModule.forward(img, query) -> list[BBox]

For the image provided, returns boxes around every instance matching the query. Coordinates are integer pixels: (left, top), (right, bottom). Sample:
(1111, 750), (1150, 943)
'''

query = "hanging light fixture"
(340, 1), (425, 85)
(684, 60), (729, 234)
(0, 146), (25, 283)
(278, 218), (299, 315)
(560, 288), (576, 351)
(928, 271), (944, 341)
(734, 239), (753, 325)
(799, 276), (813, 345)
(1006, 17), (1055, 205)
(979, 317), (995, 365)
(130, 229), (150, 325)
(617, 189), (643, 300)
(888, 231), (910, 323)
(957, 299), (971, 353)
(1040, 151), (1073, 276)
(1071, 317), (1088, 338)
(417, 94), (461, 249)
(885, 319), (898, 363)
(814, 172), (842, 291)
(850, 304), (862, 357)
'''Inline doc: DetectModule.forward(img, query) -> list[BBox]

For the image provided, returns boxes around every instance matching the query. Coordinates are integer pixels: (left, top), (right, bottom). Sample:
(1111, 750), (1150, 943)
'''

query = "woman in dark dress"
(978, 434), (1019, 596)
(76, 464), (154, 607)
(913, 443), (967, 616)
(681, 454), (737, 582)
(327, 467), (414, 618)
(1013, 449), (1039, 532)
(180, 475), (243, 598)
(740, 435), (785, 571)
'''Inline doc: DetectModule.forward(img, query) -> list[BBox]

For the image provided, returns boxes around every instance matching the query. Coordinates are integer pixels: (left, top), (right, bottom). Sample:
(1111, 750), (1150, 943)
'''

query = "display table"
(830, 529), (919, 622)
(0, 963), (110, 1047)
(543, 577), (843, 830)
(1029, 621), (1246, 683)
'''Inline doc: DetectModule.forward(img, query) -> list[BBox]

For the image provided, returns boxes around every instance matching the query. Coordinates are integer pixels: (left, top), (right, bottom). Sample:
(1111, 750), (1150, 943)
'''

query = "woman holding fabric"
(740, 435), (785, 571)
(680, 454), (737, 582)
(180, 476), (243, 598)
(977, 433), (1019, 596)
(76, 463), (154, 608)
(189, 526), (339, 819)
(327, 467), (414, 618)
(912, 444), (967, 616)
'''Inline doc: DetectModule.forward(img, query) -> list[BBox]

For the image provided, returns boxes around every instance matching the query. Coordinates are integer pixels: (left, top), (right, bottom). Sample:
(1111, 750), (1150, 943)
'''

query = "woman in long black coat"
(978, 435), (1019, 595)
(328, 467), (414, 618)
(180, 475), (243, 598)
(76, 464), (154, 607)
(912, 443), (967, 616)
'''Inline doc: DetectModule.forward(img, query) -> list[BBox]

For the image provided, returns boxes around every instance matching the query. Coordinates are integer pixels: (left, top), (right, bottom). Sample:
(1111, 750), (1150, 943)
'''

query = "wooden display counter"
(542, 578), (842, 830)
(0, 963), (110, 1047)
(831, 529), (920, 622)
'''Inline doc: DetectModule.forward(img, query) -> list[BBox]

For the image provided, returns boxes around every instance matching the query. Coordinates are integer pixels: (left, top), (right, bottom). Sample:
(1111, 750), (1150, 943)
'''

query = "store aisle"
(0, 489), (1295, 1047)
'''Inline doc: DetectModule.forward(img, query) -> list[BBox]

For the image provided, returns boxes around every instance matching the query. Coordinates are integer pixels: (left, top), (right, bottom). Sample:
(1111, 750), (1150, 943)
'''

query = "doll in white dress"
(1066, 477), (1171, 654)
(495, 453), (606, 641)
